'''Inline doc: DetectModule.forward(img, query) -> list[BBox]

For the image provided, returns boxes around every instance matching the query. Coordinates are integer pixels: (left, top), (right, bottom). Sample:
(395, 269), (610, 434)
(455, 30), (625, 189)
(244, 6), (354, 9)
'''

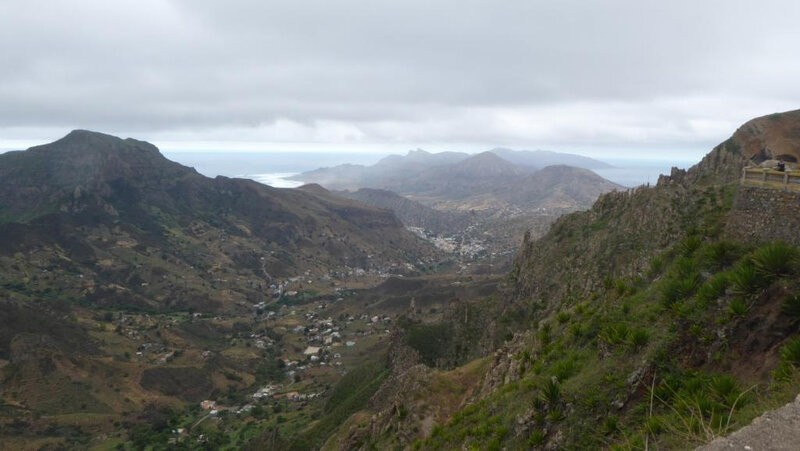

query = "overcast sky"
(1, 0), (799, 160)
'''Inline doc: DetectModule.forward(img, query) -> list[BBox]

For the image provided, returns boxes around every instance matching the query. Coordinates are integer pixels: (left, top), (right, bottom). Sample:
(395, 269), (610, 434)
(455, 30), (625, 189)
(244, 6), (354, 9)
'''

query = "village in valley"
(83, 266), (403, 446)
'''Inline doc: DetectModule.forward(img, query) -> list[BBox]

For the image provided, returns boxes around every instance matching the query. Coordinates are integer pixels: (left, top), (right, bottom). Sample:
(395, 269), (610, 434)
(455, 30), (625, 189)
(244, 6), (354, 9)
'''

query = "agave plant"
(752, 242), (798, 279)
(540, 378), (561, 407)
(781, 295), (800, 320)
(728, 261), (763, 297)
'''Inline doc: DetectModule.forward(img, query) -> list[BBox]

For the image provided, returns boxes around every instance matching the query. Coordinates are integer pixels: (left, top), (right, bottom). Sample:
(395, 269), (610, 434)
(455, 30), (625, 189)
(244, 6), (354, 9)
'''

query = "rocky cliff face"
(331, 109), (800, 449)
(686, 109), (800, 185)
(328, 330), (490, 451)
(507, 182), (735, 310)
(726, 110), (800, 163)
(509, 109), (800, 310)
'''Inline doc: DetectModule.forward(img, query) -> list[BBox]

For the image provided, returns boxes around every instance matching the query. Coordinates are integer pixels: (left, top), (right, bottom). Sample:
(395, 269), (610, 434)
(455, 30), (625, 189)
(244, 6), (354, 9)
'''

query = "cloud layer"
(2, 0), (799, 158)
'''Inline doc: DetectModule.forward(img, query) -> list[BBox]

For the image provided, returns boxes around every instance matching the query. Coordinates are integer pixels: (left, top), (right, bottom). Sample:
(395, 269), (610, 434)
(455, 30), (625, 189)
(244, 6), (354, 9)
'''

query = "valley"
(0, 131), (502, 449)
(5, 2), (800, 450)
(2, 110), (800, 450)
(314, 149), (624, 272)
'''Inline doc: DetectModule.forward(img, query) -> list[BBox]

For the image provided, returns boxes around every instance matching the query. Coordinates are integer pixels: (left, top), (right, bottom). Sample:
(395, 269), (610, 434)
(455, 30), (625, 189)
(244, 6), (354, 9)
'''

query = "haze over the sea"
(163, 151), (695, 189)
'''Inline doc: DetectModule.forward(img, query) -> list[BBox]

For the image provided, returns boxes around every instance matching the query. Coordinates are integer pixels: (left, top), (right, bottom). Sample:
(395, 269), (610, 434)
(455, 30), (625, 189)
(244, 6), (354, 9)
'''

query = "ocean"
(593, 158), (697, 188)
(162, 151), (386, 188)
(162, 151), (697, 189)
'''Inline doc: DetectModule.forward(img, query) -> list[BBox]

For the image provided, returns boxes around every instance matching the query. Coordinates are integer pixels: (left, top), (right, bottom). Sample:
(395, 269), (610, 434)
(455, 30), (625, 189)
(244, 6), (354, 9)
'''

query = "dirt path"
(696, 394), (800, 451)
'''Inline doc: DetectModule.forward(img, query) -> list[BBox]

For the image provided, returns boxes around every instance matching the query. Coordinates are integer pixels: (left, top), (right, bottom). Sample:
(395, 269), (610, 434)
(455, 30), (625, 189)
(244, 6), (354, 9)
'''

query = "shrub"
(628, 329), (651, 351)
(700, 241), (743, 270)
(570, 323), (586, 340)
(696, 273), (730, 303)
(648, 255), (666, 278)
(547, 408), (566, 422)
(614, 279), (635, 296)
(538, 322), (552, 345)
(782, 295), (800, 320)
(709, 375), (739, 403)
(680, 236), (703, 257)
(728, 261), (764, 297)
(540, 379), (561, 406)
(556, 312), (571, 324)
(780, 337), (800, 368)
(553, 359), (578, 381)
(528, 430), (545, 446)
(661, 274), (701, 307)
(728, 298), (750, 317)
(673, 257), (697, 278)
(602, 415), (621, 435)
(751, 242), (798, 279)
(602, 324), (631, 346)
(645, 416), (663, 434)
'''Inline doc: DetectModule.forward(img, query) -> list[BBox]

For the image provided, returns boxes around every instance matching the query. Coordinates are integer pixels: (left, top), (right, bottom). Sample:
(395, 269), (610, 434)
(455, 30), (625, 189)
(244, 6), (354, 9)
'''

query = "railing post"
(784, 171), (789, 191)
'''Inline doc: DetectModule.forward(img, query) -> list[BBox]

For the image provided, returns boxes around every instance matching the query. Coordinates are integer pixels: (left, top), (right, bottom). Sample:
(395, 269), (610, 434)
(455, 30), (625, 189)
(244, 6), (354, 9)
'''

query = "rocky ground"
(697, 395), (800, 451)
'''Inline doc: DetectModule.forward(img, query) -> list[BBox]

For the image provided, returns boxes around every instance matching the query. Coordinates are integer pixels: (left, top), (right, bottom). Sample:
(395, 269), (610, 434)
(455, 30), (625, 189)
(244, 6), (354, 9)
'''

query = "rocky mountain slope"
(335, 188), (473, 235)
(510, 109), (800, 308)
(0, 130), (454, 450)
(0, 130), (441, 313)
(299, 151), (621, 214)
(321, 109), (800, 450)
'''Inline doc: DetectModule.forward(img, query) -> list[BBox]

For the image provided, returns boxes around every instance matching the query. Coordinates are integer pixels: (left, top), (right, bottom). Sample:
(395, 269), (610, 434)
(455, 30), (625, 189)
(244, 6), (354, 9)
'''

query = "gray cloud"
(1, 0), (799, 157)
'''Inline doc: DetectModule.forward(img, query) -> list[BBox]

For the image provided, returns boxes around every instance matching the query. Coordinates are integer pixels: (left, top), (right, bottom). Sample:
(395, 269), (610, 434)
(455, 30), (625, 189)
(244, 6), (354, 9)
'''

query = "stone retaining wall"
(725, 185), (800, 246)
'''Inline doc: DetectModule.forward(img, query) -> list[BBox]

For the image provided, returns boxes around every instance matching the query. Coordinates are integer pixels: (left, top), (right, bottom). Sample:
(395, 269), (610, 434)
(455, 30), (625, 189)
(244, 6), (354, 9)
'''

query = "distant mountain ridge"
(0, 130), (441, 312)
(291, 149), (620, 216)
(490, 147), (613, 169)
(289, 147), (612, 191)
(448, 151), (527, 178)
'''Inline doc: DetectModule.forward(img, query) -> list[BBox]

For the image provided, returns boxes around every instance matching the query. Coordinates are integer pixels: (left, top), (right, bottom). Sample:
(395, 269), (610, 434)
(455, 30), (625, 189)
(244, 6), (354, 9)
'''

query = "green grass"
(411, 238), (800, 451)
(780, 337), (800, 368)
(290, 360), (390, 450)
(627, 329), (651, 351)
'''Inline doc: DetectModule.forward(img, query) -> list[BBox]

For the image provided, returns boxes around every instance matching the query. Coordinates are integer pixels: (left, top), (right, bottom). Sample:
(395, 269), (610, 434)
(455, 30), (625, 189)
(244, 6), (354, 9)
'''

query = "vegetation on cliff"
(323, 109), (800, 450)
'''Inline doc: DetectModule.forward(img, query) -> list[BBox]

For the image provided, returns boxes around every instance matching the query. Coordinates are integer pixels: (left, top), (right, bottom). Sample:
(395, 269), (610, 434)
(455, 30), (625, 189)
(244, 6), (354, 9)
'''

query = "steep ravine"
(320, 109), (800, 450)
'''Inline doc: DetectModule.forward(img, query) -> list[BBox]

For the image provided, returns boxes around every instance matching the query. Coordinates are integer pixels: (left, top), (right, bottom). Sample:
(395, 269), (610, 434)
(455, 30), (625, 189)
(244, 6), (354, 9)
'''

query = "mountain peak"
(685, 108), (800, 185)
(470, 150), (507, 162)
(34, 129), (160, 156)
(297, 183), (331, 196)
(450, 151), (521, 177)
(63, 129), (118, 140)
(3, 130), (191, 194)
(733, 109), (800, 162)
